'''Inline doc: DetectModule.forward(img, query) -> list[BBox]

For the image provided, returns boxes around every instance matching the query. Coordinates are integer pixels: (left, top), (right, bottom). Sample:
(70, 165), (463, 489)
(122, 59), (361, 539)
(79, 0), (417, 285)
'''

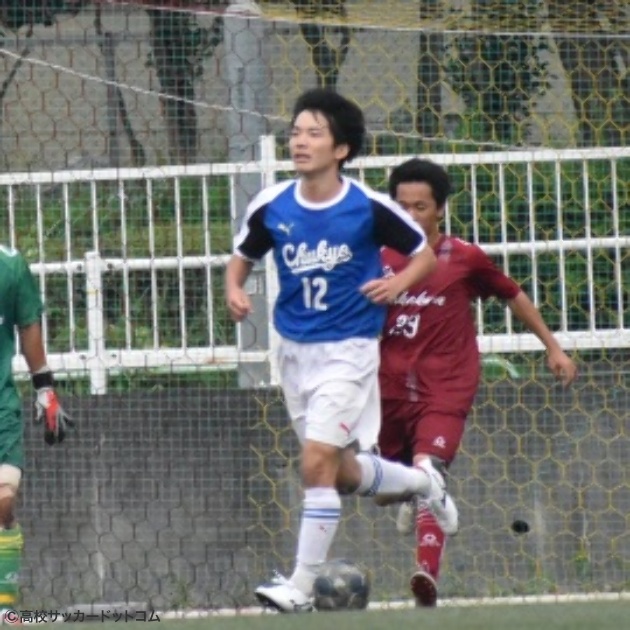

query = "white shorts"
(277, 336), (381, 451)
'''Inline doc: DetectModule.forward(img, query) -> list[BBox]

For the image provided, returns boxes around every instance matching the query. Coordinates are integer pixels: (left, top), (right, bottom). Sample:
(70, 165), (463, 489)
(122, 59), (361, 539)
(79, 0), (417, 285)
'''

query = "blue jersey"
(233, 176), (427, 343)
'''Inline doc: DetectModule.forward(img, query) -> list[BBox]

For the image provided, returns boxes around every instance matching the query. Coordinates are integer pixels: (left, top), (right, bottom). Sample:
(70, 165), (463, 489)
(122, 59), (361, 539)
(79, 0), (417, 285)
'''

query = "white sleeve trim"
(351, 179), (428, 254)
(233, 179), (296, 255)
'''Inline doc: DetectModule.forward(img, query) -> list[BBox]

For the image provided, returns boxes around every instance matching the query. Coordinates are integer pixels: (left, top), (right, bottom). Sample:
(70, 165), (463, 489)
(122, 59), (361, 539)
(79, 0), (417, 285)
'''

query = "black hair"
(388, 158), (451, 208)
(291, 88), (365, 168)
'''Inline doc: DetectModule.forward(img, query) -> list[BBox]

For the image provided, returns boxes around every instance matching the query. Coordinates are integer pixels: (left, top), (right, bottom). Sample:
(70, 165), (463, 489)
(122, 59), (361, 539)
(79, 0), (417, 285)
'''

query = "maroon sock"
(415, 507), (446, 580)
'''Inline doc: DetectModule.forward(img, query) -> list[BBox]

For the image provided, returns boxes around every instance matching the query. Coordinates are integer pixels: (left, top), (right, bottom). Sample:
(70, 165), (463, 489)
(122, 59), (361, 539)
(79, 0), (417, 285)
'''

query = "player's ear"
(437, 204), (446, 220)
(334, 142), (350, 162)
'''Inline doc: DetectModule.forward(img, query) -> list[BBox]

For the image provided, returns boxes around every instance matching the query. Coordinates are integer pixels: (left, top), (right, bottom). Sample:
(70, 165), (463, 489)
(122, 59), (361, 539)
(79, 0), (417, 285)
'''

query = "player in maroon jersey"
(378, 158), (578, 607)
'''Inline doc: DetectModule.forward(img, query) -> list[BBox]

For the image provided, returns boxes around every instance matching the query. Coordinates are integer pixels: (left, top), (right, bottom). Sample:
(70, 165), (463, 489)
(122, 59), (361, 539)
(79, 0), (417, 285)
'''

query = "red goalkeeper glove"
(32, 370), (74, 445)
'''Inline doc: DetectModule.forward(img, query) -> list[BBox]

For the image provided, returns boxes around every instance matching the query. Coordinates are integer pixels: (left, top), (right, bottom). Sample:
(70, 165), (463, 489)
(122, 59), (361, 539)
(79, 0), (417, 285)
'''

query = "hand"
(360, 277), (401, 305)
(35, 388), (74, 445)
(547, 350), (577, 387)
(226, 286), (253, 322)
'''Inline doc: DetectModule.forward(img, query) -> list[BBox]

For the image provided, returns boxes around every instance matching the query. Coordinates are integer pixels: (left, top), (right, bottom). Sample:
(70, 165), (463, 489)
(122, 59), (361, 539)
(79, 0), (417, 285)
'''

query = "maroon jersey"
(379, 235), (521, 409)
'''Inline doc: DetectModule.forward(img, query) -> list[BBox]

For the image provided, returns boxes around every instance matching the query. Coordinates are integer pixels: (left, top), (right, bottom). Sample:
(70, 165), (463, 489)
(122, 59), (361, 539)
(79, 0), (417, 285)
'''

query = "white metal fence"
(3, 137), (629, 393)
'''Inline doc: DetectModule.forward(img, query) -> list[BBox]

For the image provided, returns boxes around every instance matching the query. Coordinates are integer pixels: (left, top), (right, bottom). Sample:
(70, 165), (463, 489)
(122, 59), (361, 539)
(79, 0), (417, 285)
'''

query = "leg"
(255, 341), (352, 612)
(410, 456), (446, 608)
(334, 388), (431, 502)
(256, 432), (346, 609)
(288, 438), (343, 597)
(0, 463), (23, 609)
(335, 385), (457, 534)
(363, 397), (458, 534)
(368, 398), (414, 507)
(408, 412), (466, 607)
(286, 372), (432, 595)
(255, 339), (456, 611)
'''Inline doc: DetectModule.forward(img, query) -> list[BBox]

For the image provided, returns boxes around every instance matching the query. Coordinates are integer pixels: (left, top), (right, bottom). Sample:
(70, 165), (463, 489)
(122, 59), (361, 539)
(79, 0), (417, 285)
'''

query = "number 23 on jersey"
(388, 314), (420, 338)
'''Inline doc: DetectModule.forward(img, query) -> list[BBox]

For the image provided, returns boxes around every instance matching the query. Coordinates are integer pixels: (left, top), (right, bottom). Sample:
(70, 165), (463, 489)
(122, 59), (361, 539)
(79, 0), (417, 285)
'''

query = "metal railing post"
(85, 251), (107, 394)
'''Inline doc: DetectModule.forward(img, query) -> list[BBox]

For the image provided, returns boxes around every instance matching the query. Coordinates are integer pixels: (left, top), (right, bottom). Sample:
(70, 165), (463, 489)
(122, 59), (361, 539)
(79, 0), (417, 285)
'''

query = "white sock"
(355, 452), (431, 497)
(290, 487), (341, 595)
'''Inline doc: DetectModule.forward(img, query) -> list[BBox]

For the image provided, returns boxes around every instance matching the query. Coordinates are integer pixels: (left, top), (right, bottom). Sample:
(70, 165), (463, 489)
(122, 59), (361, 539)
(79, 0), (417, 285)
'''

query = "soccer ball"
(312, 558), (371, 611)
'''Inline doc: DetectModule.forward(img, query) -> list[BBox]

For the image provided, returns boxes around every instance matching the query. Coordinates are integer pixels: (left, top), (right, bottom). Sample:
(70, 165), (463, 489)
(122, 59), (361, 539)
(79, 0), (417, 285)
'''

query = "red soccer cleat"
(410, 570), (438, 608)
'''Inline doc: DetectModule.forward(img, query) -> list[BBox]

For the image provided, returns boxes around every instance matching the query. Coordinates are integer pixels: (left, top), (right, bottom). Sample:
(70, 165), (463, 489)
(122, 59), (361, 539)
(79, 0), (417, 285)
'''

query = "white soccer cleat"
(410, 569), (438, 608)
(395, 499), (416, 535)
(417, 459), (459, 536)
(255, 572), (315, 613)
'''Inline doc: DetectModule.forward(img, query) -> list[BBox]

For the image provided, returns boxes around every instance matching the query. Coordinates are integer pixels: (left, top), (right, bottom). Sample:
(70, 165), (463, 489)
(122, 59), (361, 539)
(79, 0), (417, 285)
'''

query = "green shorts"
(0, 414), (23, 471)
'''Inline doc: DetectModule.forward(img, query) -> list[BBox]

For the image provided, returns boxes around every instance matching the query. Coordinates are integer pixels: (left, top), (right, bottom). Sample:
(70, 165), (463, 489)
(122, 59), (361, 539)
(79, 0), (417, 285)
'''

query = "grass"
(67, 601), (630, 630)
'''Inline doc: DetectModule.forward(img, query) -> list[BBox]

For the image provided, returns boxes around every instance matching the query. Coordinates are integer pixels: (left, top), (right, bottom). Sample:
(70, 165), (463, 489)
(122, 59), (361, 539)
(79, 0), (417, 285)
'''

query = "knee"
(301, 442), (339, 487)
(336, 470), (360, 495)
(336, 481), (359, 495)
(0, 466), (21, 528)
(335, 447), (362, 495)
(0, 486), (18, 529)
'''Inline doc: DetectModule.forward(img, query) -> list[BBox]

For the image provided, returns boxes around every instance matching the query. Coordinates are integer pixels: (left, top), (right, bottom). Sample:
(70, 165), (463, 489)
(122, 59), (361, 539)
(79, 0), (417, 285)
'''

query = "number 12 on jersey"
(301, 277), (328, 311)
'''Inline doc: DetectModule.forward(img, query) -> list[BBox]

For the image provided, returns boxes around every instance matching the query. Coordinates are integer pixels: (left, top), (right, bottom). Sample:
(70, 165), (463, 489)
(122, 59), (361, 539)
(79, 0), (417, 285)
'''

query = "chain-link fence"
(0, 0), (628, 612)
(0, 1), (627, 171)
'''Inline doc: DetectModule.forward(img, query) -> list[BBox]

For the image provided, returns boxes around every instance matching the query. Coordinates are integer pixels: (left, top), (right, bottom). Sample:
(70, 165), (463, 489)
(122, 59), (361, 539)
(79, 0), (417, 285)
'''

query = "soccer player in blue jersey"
(225, 88), (458, 612)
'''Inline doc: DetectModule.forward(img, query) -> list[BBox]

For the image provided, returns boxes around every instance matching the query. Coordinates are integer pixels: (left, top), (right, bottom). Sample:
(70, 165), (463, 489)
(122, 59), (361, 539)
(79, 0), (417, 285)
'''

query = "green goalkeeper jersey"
(0, 245), (44, 416)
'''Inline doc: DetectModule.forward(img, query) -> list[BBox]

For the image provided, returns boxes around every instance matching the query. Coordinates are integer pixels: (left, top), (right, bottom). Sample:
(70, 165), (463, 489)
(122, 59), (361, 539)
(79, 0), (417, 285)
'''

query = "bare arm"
(361, 246), (436, 305)
(387, 246), (436, 297)
(226, 254), (253, 292)
(225, 255), (255, 322)
(508, 291), (561, 351)
(507, 290), (578, 386)
(19, 322), (48, 374)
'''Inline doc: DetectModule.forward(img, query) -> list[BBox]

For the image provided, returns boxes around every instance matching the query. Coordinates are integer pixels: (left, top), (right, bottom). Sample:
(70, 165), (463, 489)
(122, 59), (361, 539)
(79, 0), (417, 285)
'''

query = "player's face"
(289, 111), (349, 176)
(395, 181), (444, 238)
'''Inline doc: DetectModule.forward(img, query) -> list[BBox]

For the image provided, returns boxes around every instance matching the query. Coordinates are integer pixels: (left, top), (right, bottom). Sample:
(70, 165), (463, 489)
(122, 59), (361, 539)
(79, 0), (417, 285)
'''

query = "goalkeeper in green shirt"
(0, 245), (73, 608)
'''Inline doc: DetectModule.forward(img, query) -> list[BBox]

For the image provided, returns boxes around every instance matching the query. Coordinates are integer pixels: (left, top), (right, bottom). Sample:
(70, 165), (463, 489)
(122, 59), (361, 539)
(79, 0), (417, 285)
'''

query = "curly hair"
(388, 158), (452, 208)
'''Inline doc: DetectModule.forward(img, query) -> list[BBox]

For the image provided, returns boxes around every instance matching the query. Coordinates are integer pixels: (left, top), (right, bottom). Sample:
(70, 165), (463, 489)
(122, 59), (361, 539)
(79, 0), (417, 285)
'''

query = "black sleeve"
(372, 200), (425, 255)
(235, 205), (275, 260)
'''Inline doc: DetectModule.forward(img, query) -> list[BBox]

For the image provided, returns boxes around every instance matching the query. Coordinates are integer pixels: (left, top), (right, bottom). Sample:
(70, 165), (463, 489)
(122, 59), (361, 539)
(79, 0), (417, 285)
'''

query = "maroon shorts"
(378, 398), (467, 467)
